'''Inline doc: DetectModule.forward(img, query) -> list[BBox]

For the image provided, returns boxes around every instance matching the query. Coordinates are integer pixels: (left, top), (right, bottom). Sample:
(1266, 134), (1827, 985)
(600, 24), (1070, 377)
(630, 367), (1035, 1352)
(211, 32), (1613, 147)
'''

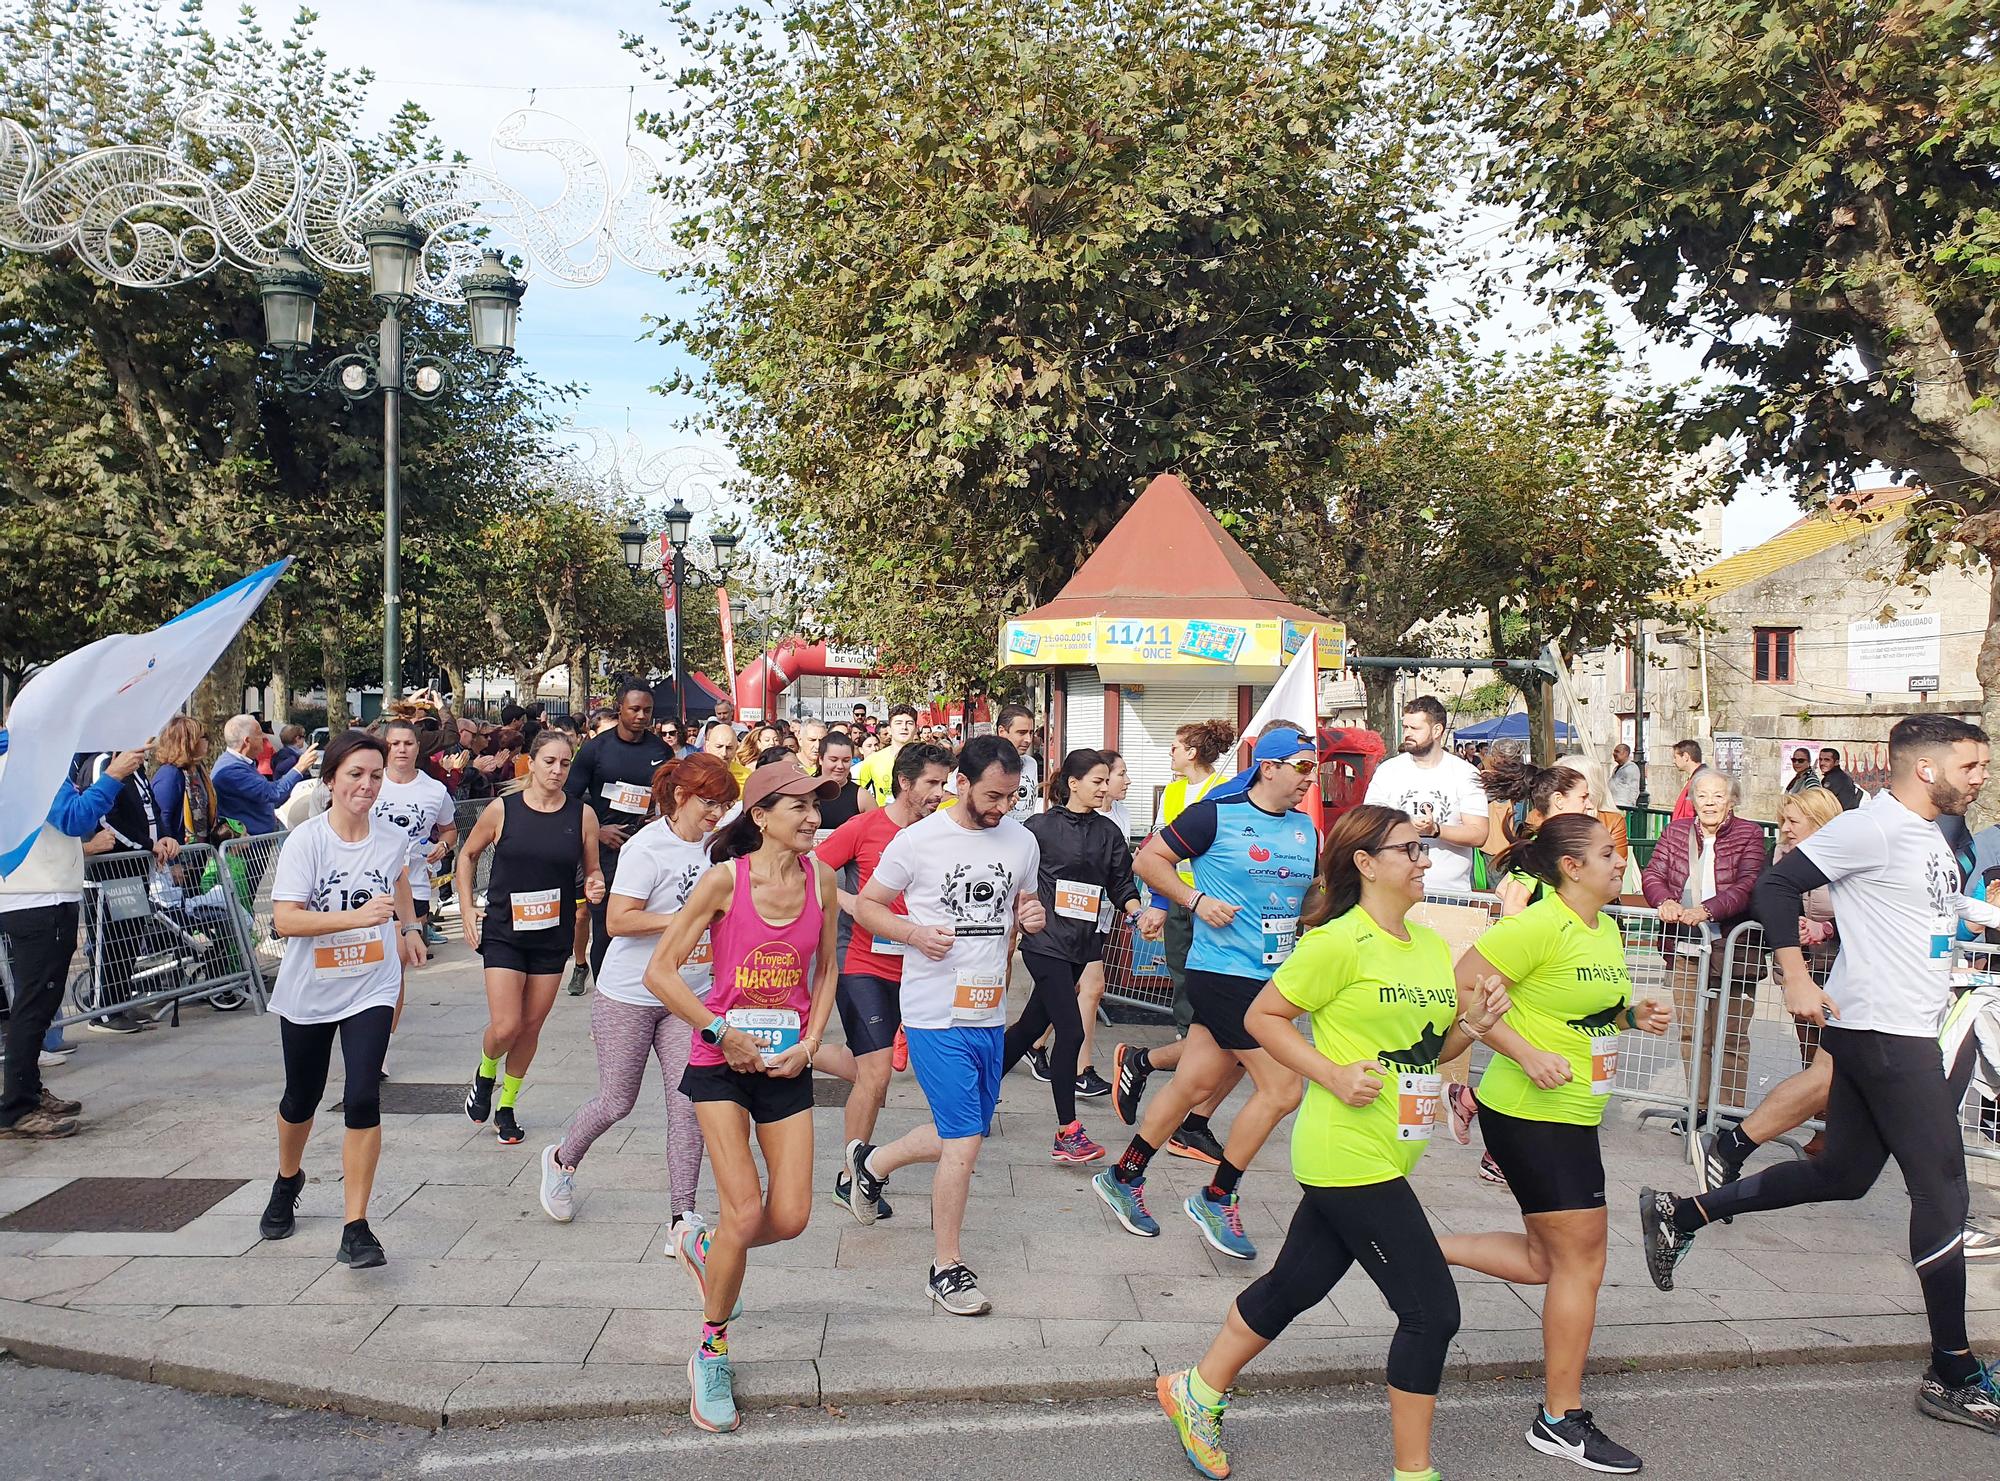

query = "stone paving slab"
(1, 937), (1997, 1426)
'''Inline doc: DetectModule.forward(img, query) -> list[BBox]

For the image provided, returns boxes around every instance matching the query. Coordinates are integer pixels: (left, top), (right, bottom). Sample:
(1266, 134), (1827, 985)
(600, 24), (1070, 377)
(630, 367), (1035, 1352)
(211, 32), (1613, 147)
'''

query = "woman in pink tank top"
(642, 757), (858, 1433)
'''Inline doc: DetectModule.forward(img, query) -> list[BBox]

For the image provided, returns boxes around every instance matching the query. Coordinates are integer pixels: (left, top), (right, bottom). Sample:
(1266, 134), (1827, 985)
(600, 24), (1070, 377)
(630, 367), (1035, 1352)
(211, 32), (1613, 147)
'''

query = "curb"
(5, 1298), (1997, 1428)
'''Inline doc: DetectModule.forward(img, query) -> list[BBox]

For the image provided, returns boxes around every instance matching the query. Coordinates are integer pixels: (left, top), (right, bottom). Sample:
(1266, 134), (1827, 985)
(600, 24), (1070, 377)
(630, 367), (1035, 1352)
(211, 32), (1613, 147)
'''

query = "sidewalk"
(2, 935), (1997, 1428)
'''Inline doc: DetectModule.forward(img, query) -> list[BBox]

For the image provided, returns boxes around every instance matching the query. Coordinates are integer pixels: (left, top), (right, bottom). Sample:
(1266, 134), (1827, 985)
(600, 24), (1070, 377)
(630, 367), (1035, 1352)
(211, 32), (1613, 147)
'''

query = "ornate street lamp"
(253, 248), (323, 352)
(626, 503), (740, 724)
(462, 249), (525, 358)
(360, 197), (424, 303)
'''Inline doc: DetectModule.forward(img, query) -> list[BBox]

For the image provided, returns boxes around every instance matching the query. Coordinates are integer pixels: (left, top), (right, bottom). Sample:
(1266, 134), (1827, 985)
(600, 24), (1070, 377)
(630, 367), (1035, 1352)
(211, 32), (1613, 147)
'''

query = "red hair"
(651, 752), (739, 816)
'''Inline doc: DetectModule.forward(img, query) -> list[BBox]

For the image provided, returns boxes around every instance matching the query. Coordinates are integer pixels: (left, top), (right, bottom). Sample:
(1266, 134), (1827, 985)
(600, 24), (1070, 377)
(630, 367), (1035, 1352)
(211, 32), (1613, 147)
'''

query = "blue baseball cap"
(1205, 726), (1316, 802)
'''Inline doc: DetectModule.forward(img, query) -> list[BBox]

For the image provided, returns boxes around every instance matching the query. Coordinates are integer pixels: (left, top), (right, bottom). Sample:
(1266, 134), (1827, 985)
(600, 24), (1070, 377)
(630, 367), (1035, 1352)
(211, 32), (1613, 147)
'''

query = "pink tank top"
(690, 853), (822, 1067)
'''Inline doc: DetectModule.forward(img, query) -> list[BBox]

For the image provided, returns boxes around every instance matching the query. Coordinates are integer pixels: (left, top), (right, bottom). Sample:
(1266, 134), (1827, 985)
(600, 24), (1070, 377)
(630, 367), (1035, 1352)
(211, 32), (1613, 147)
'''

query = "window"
(1753, 627), (1797, 684)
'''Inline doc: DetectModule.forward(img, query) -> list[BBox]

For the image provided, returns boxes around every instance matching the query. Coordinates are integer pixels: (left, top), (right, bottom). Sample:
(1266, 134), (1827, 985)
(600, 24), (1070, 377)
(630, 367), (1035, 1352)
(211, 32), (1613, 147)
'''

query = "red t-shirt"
(814, 807), (908, 980)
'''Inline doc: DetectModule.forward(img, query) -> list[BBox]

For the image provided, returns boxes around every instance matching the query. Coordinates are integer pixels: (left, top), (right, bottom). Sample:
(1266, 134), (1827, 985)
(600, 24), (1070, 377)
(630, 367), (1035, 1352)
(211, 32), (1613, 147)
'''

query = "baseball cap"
(740, 757), (839, 813)
(1204, 726), (1317, 803)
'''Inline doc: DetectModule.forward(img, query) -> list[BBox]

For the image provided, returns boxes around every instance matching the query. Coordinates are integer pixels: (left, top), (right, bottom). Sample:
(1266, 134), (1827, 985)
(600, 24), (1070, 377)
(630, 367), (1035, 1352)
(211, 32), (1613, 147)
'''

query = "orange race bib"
(1396, 1071), (1440, 1142)
(688, 935), (713, 967)
(315, 928), (385, 978)
(602, 781), (649, 815)
(1591, 1042), (1618, 1096)
(952, 970), (1006, 1019)
(510, 888), (561, 931)
(1053, 880), (1103, 923)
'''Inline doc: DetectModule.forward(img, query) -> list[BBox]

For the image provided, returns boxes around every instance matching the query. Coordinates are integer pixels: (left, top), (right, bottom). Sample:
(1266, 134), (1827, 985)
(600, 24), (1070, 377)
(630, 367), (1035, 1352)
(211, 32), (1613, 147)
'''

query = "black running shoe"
(465, 1071), (495, 1123)
(336, 1219), (386, 1269)
(1916, 1362), (2000, 1435)
(1075, 1067), (1112, 1099)
(1693, 1130), (1739, 1223)
(832, 1171), (894, 1221)
(1027, 1047), (1052, 1083)
(1165, 1119), (1225, 1166)
(1112, 1042), (1150, 1126)
(1526, 1408), (1641, 1473)
(1638, 1185), (1694, 1292)
(493, 1106), (524, 1145)
(259, 1171), (305, 1241)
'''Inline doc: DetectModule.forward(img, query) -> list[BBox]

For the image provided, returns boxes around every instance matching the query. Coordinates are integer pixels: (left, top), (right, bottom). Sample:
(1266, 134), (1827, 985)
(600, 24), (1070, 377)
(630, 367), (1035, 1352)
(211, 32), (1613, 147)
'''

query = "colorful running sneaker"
(1166, 1120), (1226, 1166)
(1637, 1185), (1695, 1292)
(1185, 1189), (1255, 1260)
(1478, 1151), (1509, 1185)
(1445, 1082), (1479, 1145)
(1157, 1369), (1230, 1478)
(1112, 1042), (1151, 1126)
(674, 1221), (743, 1320)
(1917, 1359), (2000, 1435)
(1093, 1169), (1160, 1237)
(1052, 1121), (1106, 1163)
(688, 1347), (740, 1433)
(537, 1143), (575, 1223)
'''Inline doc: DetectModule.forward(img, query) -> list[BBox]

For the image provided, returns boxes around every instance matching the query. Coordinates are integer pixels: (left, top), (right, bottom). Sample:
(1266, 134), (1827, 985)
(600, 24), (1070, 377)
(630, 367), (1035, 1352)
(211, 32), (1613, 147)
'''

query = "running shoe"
(422, 922), (446, 948)
(36, 1049), (71, 1069)
(1667, 1110), (1709, 1138)
(1185, 1190), (1256, 1261)
(259, 1171), (304, 1241)
(567, 961), (589, 997)
(1964, 1222), (2000, 1262)
(1166, 1120), (1226, 1166)
(1526, 1408), (1641, 1473)
(1027, 1046), (1052, 1083)
(1093, 1169), (1160, 1237)
(671, 1219), (743, 1319)
(927, 1261), (992, 1316)
(1478, 1151), (1509, 1185)
(1638, 1186), (1695, 1292)
(831, 1172), (895, 1221)
(1694, 1130), (1743, 1197)
(464, 1071), (495, 1123)
(1075, 1067), (1113, 1099)
(1916, 1361), (2000, 1435)
(538, 1144), (575, 1223)
(1112, 1042), (1150, 1125)
(1052, 1121), (1106, 1163)
(0, 1109), (78, 1140)
(1445, 1082), (1479, 1145)
(891, 1027), (909, 1073)
(1157, 1369), (1231, 1479)
(336, 1220), (386, 1269)
(845, 1139), (887, 1225)
(493, 1107), (524, 1145)
(688, 1348), (741, 1433)
(85, 1015), (141, 1035)
(38, 1086), (81, 1118)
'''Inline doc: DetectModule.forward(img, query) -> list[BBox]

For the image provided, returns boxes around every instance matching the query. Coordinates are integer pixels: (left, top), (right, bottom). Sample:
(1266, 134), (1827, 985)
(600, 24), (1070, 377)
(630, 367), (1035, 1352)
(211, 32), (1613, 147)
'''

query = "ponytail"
(1046, 748), (1107, 807)
(1490, 812), (1602, 889)
(1483, 750), (1584, 818)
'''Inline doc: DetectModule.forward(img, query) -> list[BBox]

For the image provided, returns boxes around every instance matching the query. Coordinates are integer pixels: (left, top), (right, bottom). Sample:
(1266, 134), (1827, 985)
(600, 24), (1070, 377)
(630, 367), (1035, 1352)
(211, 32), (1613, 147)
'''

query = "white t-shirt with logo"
(596, 819), (716, 1006)
(269, 813), (411, 1024)
(1364, 752), (1489, 894)
(1799, 790), (1961, 1037)
(372, 773), (453, 902)
(867, 809), (1040, 1030)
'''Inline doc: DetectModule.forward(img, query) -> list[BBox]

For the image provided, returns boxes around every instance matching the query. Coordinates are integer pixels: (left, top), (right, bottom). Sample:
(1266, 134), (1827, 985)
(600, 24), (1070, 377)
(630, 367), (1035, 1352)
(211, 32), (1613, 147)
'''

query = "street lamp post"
(621, 498), (738, 728)
(255, 202), (525, 703)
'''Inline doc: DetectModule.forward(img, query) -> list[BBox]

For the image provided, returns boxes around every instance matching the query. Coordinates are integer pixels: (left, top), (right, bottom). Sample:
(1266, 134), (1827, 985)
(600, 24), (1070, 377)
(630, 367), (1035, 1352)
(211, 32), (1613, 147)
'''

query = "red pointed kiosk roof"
(1017, 474), (1331, 625)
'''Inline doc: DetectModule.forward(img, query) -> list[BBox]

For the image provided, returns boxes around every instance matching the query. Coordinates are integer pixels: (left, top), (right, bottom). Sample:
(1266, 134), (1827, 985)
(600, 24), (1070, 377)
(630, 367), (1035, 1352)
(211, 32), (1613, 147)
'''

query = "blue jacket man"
(211, 714), (315, 836)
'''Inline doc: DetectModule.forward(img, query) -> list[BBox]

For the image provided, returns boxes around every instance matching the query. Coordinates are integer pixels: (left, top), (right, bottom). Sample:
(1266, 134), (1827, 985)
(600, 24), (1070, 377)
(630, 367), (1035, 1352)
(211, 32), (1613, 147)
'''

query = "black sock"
(1716, 1123), (1756, 1166)
(1206, 1158), (1243, 1202)
(1670, 1196), (1708, 1236)
(275, 1169), (304, 1190)
(1934, 1347), (1982, 1388)
(1114, 1136), (1156, 1184)
(1182, 1112), (1211, 1134)
(1131, 1048), (1151, 1074)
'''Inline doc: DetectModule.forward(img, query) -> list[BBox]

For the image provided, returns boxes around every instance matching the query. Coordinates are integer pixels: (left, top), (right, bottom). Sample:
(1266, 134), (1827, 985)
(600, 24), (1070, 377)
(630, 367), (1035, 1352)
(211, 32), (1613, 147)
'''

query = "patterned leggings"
(558, 993), (705, 1218)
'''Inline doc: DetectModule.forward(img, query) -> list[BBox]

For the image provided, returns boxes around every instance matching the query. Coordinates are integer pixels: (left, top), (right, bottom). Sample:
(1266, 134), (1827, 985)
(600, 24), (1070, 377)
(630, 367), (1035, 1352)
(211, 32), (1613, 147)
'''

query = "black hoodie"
(1023, 805), (1140, 963)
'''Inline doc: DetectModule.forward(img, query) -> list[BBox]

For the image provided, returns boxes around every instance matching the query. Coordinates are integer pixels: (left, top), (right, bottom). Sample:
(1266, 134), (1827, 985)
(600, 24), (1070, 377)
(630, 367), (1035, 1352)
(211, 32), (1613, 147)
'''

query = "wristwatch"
(400, 924), (424, 937)
(699, 1015), (729, 1046)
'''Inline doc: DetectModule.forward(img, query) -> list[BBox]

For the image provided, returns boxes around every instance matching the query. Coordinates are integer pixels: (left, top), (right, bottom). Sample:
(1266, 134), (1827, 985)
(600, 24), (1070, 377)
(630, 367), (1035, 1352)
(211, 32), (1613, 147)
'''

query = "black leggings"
(1002, 951), (1087, 1124)
(279, 1006), (394, 1130)
(1691, 1024), (1972, 1356)
(1237, 1179), (1460, 1394)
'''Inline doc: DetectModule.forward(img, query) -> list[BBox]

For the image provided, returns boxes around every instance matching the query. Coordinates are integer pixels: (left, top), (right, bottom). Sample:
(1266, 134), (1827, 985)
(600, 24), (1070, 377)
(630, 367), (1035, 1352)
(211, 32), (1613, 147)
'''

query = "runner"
(640, 757), (855, 1433)
(566, 683), (672, 992)
(259, 730), (428, 1268)
(996, 704), (1042, 821)
(455, 730), (606, 1144)
(699, 719), (737, 764)
(1363, 696), (1490, 895)
(1439, 812), (1671, 1473)
(814, 740), (953, 1215)
(853, 704), (920, 809)
(1640, 715), (2000, 1436)
(813, 731), (863, 836)
(1157, 805), (1510, 1481)
(1070, 748), (1132, 1098)
(1098, 728), (1321, 1259)
(373, 718), (455, 963)
(840, 736), (1046, 1316)
(1004, 749), (1139, 1162)
(537, 753), (738, 1235)
(1113, 719), (1241, 1162)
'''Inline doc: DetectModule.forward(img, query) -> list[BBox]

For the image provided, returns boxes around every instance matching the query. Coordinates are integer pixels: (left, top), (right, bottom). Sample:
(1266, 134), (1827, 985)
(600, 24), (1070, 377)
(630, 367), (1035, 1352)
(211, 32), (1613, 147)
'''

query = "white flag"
(1244, 631), (1318, 741)
(0, 559), (289, 876)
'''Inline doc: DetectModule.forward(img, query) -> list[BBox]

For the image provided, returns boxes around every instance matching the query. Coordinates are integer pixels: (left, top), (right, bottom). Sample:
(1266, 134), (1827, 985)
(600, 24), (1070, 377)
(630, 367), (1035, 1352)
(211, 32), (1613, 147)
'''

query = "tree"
(1469, 0), (2000, 746)
(628, 0), (1457, 687)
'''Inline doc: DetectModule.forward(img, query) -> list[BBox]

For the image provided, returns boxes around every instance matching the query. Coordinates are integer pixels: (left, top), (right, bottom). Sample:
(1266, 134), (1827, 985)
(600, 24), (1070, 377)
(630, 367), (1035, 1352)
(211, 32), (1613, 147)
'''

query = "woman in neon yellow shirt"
(1440, 813), (1672, 1475)
(1156, 805), (1510, 1481)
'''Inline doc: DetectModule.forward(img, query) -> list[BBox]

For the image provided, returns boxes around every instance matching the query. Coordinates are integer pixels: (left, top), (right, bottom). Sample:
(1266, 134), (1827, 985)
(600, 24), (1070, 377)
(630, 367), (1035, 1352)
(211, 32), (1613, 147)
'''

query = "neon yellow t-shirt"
(1471, 894), (1631, 1127)
(1273, 906), (1458, 1187)
(852, 743), (903, 807)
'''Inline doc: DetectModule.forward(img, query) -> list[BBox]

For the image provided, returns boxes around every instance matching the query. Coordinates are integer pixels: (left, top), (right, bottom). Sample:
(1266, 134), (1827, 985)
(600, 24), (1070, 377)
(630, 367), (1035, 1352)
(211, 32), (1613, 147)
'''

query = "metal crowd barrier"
(215, 830), (292, 1004)
(1101, 914), (1173, 1015)
(1948, 939), (2000, 1166)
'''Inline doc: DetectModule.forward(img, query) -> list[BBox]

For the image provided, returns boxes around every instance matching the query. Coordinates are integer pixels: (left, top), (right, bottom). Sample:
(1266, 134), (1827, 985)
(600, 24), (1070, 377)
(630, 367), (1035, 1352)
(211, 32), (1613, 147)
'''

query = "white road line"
(414, 1371), (1904, 1473)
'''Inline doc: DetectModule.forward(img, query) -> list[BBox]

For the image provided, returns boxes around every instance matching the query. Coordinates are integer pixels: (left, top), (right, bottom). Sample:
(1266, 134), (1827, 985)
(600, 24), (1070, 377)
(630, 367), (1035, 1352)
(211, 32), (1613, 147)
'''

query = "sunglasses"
(1267, 758), (1317, 775)
(1370, 840), (1433, 863)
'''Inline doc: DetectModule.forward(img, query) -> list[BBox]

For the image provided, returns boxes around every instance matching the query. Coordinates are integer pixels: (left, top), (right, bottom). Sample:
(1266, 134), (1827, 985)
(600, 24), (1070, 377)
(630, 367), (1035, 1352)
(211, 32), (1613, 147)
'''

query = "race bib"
(953, 969), (1006, 1020)
(1053, 880), (1103, 922)
(510, 888), (561, 931)
(873, 931), (905, 959)
(602, 781), (649, 815)
(1260, 915), (1298, 966)
(725, 1007), (801, 1062)
(1396, 1071), (1440, 1142)
(314, 927), (385, 979)
(688, 935), (713, 967)
(1591, 1043), (1618, 1096)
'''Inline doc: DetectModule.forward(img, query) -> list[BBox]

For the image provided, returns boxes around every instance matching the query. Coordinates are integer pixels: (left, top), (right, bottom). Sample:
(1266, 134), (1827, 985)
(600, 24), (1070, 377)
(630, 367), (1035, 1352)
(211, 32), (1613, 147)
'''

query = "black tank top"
(484, 790), (586, 943)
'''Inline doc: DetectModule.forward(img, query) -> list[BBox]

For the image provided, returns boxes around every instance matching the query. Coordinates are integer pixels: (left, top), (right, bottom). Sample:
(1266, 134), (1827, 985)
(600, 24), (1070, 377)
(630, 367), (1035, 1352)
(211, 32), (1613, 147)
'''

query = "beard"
(1928, 774), (1978, 816)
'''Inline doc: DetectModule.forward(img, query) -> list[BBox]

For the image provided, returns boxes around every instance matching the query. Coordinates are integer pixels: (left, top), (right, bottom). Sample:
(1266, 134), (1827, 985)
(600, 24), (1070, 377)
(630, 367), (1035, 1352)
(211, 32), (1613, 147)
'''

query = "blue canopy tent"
(1452, 711), (1576, 745)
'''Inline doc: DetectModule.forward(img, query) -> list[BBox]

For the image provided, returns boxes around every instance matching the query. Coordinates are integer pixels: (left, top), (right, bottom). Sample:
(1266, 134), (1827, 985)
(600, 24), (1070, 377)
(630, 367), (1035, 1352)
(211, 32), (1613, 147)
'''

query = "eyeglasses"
(1370, 840), (1432, 862)
(1267, 758), (1317, 775)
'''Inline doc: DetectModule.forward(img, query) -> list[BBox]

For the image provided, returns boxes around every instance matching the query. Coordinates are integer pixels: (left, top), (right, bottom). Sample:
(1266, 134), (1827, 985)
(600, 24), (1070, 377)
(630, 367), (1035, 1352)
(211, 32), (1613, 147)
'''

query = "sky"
(240, 0), (1810, 557)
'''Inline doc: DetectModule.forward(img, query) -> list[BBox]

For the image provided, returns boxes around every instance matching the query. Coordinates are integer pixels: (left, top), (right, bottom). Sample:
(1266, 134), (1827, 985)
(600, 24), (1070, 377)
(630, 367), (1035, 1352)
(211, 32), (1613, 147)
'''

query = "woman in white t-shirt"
(537, 753), (739, 1235)
(257, 729), (427, 1270)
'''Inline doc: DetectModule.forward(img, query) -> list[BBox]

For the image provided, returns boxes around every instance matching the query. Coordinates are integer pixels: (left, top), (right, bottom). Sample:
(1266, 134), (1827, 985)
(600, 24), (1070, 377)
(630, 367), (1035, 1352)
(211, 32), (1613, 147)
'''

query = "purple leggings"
(558, 993), (705, 1217)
